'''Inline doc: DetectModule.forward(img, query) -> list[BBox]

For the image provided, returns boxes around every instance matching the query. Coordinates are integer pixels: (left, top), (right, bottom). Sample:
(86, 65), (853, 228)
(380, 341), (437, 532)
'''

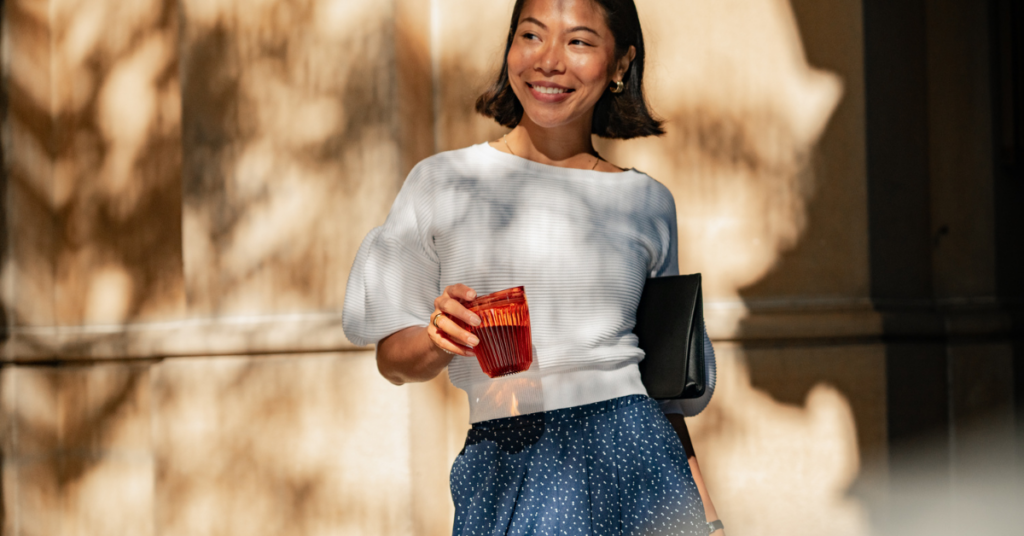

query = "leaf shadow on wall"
(2, 0), (184, 527)
(53, 0), (185, 326)
(158, 1), (426, 533)
(180, 1), (397, 317)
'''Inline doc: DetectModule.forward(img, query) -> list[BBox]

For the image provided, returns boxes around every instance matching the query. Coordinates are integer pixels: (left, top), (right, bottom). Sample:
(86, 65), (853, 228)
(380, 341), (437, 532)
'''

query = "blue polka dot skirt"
(450, 395), (706, 535)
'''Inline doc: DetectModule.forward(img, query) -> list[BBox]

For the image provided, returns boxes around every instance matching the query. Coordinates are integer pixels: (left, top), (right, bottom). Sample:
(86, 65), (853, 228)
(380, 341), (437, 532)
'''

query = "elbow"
(374, 329), (442, 384)
(376, 358), (407, 386)
(375, 337), (407, 385)
(376, 354), (433, 385)
(382, 371), (406, 386)
(380, 365), (437, 385)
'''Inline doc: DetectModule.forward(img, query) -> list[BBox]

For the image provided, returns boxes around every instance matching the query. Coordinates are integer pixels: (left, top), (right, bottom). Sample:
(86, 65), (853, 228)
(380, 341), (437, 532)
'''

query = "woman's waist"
(448, 342), (643, 379)
(453, 360), (649, 423)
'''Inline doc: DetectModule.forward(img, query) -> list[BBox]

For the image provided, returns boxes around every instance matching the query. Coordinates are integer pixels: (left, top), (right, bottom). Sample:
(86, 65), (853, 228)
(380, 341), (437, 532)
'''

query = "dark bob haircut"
(475, 0), (664, 139)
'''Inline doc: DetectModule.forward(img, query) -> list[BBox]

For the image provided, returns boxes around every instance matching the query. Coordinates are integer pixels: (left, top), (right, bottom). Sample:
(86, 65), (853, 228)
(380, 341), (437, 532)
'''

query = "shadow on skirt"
(450, 394), (706, 536)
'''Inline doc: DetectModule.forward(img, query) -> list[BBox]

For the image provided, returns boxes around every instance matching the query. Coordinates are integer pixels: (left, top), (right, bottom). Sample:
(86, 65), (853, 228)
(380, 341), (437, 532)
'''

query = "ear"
(614, 45), (637, 81)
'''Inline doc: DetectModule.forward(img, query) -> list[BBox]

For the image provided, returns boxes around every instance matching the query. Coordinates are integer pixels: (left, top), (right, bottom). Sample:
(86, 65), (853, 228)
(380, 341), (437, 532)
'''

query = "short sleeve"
(342, 166), (441, 346)
(658, 319), (717, 417)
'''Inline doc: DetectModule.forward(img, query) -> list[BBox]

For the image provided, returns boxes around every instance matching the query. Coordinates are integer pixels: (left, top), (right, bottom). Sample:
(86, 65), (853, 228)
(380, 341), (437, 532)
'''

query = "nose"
(534, 42), (564, 75)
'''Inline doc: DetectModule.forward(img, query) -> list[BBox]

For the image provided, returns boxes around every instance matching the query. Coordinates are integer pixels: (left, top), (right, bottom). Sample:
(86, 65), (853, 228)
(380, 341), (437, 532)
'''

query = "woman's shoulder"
(409, 144), (489, 177)
(624, 169), (676, 207)
(397, 145), (488, 198)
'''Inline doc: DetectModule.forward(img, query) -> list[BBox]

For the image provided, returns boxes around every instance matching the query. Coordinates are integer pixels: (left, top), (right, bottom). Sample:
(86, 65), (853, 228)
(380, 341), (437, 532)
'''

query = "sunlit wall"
(1, 1), (1019, 535)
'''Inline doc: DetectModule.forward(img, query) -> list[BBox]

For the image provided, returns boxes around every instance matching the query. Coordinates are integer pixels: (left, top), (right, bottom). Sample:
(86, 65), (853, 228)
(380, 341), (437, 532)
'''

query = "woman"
(343, 0), (723, 534)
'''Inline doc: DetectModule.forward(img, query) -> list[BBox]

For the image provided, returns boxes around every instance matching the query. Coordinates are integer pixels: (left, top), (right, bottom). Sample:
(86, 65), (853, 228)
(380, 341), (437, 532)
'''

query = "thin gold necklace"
(502, 134), (601, 171)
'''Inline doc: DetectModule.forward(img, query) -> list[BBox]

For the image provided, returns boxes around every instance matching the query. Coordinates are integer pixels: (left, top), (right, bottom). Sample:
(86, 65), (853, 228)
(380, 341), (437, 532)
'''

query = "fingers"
(436, 286), (482, 328)
(433, 312), (479, 349)
(429, 284), (482, 358)
(446, 284), (477, 302)
(430, 313), (477, 357)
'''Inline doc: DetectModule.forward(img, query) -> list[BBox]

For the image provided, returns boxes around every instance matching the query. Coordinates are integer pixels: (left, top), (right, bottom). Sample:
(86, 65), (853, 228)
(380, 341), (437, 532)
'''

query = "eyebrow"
(520, 17), (602, 37)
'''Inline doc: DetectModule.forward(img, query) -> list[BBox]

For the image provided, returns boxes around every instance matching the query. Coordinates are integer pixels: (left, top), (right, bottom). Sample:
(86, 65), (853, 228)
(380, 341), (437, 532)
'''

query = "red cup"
(454, 287), (533, 378)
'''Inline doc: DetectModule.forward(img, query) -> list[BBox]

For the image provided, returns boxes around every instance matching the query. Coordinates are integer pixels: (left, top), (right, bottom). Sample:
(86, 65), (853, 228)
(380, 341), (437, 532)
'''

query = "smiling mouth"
(527, 83), (574, 95)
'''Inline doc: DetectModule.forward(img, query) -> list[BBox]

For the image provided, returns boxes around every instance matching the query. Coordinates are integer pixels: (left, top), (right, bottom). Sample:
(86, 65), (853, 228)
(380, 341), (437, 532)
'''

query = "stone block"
(48, 0), (186, 326)
(179, 0), (403, 317)
(153, 351), (416, 536)
(77, 362), (152, 455)
(2, 362), (154, 536)
(60, 454), (155, 536)
(3, 0), (57, 331)
(13, 459), (62, 536)
(8, 366), (60, 459)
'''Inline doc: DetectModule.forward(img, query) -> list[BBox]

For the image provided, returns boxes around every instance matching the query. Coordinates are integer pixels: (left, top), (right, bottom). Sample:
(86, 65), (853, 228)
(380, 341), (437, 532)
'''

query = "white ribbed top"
(342, 143), (715, 423)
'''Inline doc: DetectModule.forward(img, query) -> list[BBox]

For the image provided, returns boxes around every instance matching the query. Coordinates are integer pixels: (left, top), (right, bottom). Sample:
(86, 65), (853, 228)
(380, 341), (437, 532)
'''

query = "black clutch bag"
(634, 274), (707, 400)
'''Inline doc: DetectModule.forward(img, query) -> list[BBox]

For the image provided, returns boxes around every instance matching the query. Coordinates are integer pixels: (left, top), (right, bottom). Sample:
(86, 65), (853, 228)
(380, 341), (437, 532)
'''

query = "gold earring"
(610, 80), (625, 94)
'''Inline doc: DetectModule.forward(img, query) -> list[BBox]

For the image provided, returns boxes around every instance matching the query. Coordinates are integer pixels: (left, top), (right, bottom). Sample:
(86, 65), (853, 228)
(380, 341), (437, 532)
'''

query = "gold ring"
(432, 313), (443, 329)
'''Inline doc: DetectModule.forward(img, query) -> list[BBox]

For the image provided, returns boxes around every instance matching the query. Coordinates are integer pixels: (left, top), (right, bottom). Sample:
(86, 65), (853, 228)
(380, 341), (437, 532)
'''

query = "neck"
(506, 115), (597, 169)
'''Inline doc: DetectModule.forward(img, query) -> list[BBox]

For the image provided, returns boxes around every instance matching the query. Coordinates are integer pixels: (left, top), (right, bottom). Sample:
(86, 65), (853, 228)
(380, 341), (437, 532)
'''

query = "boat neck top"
(342, 142), (716, 422)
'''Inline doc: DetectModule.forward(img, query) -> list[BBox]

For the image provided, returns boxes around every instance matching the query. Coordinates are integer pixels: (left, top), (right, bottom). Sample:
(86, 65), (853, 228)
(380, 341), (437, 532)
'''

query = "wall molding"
(2, 298), (1020, 363)
(1, 312), (368, 362)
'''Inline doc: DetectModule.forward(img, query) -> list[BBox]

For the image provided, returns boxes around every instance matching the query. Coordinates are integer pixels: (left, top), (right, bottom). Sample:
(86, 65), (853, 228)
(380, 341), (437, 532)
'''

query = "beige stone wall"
(179, 0), (398, 317)
(1, 0), (896, 535)
(0, 352), (448, 535)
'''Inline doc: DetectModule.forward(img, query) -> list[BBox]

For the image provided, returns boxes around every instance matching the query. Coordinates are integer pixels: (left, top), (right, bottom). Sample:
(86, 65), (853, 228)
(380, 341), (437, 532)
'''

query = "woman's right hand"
(429, 284), (482, 357)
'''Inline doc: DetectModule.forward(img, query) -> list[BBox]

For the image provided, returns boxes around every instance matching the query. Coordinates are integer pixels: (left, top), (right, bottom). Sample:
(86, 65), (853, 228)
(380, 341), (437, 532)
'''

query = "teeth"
(534, 85), (568, 95)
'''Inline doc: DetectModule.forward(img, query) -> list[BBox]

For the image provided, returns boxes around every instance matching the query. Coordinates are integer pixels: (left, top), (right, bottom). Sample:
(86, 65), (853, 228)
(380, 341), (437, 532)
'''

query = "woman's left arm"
(666, 414), (725, 535)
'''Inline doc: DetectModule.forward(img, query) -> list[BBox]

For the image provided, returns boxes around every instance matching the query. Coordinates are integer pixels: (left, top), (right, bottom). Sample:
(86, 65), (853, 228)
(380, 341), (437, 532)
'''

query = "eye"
(570, 39), (592, 47)
(520, 32), (539, 41)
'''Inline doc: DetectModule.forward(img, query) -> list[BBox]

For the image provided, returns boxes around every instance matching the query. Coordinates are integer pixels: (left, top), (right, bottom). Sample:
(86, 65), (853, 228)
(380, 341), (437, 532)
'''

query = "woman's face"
(507, 0), (632, 130)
